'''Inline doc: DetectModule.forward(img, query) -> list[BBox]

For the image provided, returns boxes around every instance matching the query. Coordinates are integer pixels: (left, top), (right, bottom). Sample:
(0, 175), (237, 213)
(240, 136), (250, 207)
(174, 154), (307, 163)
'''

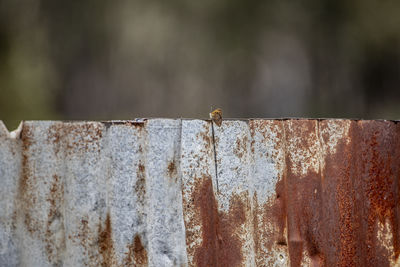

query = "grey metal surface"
(0, 119), (399, 266)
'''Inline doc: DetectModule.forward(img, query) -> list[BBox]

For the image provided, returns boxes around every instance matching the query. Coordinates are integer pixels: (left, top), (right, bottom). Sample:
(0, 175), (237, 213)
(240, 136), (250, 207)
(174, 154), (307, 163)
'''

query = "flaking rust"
(269, 120), (400, 267)
(186, 119), (400, 267)
(192, 176), (244, 267)
(3, 119), (400, 267)
(249, 120), (288, 266)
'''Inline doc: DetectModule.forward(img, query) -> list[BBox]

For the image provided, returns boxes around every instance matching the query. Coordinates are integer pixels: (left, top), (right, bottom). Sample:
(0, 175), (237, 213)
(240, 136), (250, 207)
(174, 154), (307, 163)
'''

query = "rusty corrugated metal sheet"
(0, 119), (399, 267)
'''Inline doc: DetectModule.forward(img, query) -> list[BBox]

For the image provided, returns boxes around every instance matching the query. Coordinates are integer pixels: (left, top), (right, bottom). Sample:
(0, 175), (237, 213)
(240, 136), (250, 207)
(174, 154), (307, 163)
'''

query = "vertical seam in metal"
(60, 122), (68, 262)
(247, 119), (257, 267)
(211, 121), (219, 193)
(316, 120), (324, 184)
(177, 119), (189, 266)
(281, 120), (289, 254)
(104, 123), (111, 218)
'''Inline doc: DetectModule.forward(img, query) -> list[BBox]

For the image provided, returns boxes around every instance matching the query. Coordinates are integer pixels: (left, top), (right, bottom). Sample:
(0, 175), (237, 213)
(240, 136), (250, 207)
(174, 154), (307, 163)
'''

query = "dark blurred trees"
(1, 0), (400, 130)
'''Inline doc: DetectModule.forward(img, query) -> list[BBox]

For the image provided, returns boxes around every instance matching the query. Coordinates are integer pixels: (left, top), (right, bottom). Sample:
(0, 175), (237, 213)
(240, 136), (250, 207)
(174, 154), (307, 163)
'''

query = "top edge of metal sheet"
(1, 118), (399, 135)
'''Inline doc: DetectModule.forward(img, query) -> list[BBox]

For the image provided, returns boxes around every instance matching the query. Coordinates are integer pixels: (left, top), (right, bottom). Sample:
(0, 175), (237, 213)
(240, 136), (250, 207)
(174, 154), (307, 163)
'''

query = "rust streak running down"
(98, 213), (115, 267)
(272, 120), (400, 267)
(193, 176), (244, 267)
(3, 119), (400, 267)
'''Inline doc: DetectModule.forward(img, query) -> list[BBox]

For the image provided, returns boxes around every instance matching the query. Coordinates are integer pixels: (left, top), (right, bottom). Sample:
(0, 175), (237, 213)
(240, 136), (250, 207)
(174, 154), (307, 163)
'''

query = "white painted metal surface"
(0, 119), (399, 267)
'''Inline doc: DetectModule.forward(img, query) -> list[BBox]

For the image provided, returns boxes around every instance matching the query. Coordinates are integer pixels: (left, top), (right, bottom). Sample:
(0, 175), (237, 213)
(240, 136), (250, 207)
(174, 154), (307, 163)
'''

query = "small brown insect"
(209, 108), (223, 127)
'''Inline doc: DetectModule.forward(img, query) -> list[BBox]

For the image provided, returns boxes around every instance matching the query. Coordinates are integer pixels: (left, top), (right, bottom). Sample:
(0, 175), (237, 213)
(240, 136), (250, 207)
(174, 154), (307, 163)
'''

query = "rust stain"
(17, 124), (67, 264)
(19, 124), (33, 200)
(274, 177), (288, 246)
(124, 234), (148, 266)
(191, 176), (244, 267)
(76, 217), (90, 253)
(8, 119), (400, 266)
(48, 124), (63, 155)
(252, 195), (260, 260)
(128, 121), (146, 128)
(167, 160), (177, 180)
(360, 122), (400, 265)
(249, 120), (288, 265)
(252, 190), (289, 266)
(336, 145), (357, 267)
(98, 212), (115, 267)
(24, 213), (39, 235)
(102, 120), (147, 129)
(132, 235), (148, 265)
(138, 163), (145, 174)
(45, 174), (66, 263)
(197, 127), (212, 151)
(64, 123), (103, 154)
(17, 124), (40, 236)
(136, 162), (146, 205)
(270, 120), (400, 267)
(233, 135), (248, 159)
(280, 120), (350, 266)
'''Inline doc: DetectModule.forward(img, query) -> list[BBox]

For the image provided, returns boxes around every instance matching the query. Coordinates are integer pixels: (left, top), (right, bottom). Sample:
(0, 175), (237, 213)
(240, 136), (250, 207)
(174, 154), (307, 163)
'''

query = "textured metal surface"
(0, 119), (399, 267)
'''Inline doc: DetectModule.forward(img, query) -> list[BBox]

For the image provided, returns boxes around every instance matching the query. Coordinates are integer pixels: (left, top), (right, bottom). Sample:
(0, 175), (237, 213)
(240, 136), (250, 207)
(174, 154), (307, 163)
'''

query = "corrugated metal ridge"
(0, 119), (399, 266)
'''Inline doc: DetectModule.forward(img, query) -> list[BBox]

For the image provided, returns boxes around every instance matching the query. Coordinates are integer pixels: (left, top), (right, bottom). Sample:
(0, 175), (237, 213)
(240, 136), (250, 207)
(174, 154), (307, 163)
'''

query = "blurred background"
(1, 0), (400, 130)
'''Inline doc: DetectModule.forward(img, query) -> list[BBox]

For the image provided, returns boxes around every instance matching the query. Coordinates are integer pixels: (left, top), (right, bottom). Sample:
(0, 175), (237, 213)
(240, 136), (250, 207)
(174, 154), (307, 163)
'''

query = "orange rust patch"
(167, 160), (177, 179)
(48, 125), (61, 142)
(281, 120), (347, 266)
(360, 123), (400, 265)
(249, 121), (286, 263)
(252, 195), (265, 266)
(138, 163), (145, 174)
(252, 191), (289, 265)
(98, 213), (115, 267)
(77, 218), (89, 250)
(64, 123), (103, 154)
(274, 177), (288, 247)
(197, 127), (212, 152)
(199, 131), (212, 146)
(124, 234), (148, 266)
(24, 213), (39, 235)
(249, 120), (289, 265)
(272, 120), (400, 267)
(233, 135), (248, 158)
(127, 121), (146, 128)
(18, 125), (66, 264)
(192, 176), (244, 267)
(102, 120), (147, 129)
(136, 162), (146, 204)
(17, 124), (40, 236)
(250, 140), (255, 154)
(47, 175), (62, 216)
(47, 124), (63, 155)
(19, 124), (33, 199)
